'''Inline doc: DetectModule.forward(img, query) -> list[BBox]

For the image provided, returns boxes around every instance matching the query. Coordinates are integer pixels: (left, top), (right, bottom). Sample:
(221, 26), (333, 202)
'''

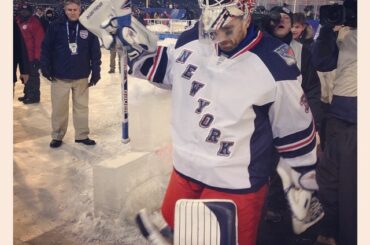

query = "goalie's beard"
(218, 40), (236, 52)
(200, 19), (249, 53)
(199, 26), (245, 52)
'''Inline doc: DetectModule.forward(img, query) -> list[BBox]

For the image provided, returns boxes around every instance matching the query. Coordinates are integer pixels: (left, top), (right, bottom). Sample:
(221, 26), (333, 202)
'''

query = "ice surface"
(13, 42), (175, 245)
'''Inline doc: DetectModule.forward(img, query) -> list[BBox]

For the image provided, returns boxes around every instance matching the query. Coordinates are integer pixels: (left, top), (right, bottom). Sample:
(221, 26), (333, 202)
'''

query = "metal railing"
(144, 18), (196, 34)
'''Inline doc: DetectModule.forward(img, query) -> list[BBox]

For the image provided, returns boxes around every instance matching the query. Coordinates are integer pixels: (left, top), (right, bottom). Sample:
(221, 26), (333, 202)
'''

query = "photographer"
(311, 1), (357, 245)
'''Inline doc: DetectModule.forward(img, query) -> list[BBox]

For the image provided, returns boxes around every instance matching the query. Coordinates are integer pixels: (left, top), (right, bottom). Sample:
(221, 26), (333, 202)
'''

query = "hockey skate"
(135, 209), (172, 245)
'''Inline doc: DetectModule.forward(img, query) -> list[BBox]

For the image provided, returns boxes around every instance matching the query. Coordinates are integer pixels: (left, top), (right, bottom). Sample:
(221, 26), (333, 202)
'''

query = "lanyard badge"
(69, 43), (78, 55)
(67, 22), (79, 55)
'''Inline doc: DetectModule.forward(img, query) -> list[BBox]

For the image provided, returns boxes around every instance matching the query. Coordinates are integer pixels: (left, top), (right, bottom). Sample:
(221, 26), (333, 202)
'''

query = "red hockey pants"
(161, 170), (268, 245)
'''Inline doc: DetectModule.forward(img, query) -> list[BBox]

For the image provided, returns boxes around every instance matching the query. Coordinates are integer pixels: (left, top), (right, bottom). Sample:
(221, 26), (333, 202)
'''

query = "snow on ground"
(13, 42), (175, 245)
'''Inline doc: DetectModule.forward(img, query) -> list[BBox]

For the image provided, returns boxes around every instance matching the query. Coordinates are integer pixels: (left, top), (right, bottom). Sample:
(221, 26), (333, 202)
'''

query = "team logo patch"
(274, 44), (296, 66)
(80, 30), (89, 39)
(300, 94), (310, 113)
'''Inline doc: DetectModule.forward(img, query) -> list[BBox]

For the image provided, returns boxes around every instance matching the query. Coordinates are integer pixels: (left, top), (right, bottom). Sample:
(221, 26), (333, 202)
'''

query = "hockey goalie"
(80, 0), (324, 244)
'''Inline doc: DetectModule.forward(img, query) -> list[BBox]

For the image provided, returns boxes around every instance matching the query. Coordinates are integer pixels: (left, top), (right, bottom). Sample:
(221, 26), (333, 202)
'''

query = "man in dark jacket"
(311, 1), (357, 244)
(40, 8), (57, 32)
(40, 0), (101, 148)
(16, 3), (45, 104)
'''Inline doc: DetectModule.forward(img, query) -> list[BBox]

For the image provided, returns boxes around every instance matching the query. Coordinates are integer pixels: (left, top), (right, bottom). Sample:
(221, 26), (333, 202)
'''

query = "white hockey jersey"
(132, 24), (317, 192)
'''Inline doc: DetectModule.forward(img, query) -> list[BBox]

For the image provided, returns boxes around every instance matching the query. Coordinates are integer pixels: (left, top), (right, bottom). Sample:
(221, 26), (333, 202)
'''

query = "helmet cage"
(198, 0), (254, 44)
(199, 0), (241, 9)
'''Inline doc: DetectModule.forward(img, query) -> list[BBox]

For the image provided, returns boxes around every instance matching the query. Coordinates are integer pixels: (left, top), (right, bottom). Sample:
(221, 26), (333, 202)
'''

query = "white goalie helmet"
(198, 0), (256, 42)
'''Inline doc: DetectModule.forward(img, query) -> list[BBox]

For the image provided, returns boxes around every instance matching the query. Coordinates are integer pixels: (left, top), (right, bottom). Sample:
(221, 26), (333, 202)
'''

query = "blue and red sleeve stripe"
(274, 121), (316, 158)
(141, 46), (168, 84)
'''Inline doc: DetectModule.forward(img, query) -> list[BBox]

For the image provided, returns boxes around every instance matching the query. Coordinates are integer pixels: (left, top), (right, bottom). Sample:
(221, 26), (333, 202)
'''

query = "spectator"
(292, 12), (315, 45)
(40, 0), (101, 148)
(34, 7), (44, 20)
(16, 3), (45, 104)
(292, 14), (329, 155)
(144, 12), (151, 25)
(40, 8), (57, 32)
(13, 19), (29, 95)
(311, 1), (357, 244)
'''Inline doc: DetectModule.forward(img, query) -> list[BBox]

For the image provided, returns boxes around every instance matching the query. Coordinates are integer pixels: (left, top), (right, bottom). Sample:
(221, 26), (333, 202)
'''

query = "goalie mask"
(198, 0), (255, 43)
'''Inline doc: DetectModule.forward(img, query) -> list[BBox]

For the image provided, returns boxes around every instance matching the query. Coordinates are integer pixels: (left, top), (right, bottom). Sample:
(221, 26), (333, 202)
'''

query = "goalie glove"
(116, 16), (158, 63)
(277, 160), (324, 234)
(79, 0), (131, 49)
(99, 17), (118, 49)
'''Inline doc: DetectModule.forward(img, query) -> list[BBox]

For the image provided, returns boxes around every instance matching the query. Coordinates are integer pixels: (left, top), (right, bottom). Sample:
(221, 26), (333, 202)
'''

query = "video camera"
(253, 6), (290, 34)
(319, 1), (357, 28)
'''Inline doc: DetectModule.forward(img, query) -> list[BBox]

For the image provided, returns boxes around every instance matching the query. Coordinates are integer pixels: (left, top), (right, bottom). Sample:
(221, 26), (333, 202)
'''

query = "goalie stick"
(120, 45), (130, 143)
(79, 0), (132, 143)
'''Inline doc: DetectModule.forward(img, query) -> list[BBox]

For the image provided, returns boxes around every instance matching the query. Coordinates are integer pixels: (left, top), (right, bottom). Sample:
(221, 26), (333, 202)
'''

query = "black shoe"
(75, 138), (96, 145)
(18, 96), (26, 101)
(108, 69), (115, 74)
(50, 139), (63, 148)
(23, 98), (40, 104)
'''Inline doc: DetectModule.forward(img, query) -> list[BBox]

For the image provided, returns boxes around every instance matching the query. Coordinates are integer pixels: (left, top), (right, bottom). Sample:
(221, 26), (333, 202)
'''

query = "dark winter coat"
(299, 41), (322, 129)
(40, 14), (101, 81)
(40, 9), (57, 32)
(13, 19), (29, 83)
(296, 24), (315, 46)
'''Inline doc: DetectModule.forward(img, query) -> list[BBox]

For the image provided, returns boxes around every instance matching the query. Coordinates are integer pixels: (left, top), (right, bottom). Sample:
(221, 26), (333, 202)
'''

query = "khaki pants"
(51, 78), (89, 140)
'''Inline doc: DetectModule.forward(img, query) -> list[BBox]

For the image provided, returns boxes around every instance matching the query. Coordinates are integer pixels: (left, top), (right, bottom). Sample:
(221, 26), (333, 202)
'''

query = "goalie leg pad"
(174, 199), (238, 245)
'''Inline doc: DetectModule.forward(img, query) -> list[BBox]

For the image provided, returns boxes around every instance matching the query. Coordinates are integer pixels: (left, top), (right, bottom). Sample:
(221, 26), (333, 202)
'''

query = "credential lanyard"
(66, 21), (79, 44)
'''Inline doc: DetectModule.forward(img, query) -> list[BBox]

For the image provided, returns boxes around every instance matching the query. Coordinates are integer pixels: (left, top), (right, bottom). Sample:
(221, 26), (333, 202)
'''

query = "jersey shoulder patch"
(274, 43), (297, 66)
(250, 34), (301, 82)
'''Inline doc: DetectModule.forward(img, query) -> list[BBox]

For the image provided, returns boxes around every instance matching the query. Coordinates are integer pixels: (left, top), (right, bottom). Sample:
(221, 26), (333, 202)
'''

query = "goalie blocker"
(136, 199), (238, 245)
(277, 160), (324, 234)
